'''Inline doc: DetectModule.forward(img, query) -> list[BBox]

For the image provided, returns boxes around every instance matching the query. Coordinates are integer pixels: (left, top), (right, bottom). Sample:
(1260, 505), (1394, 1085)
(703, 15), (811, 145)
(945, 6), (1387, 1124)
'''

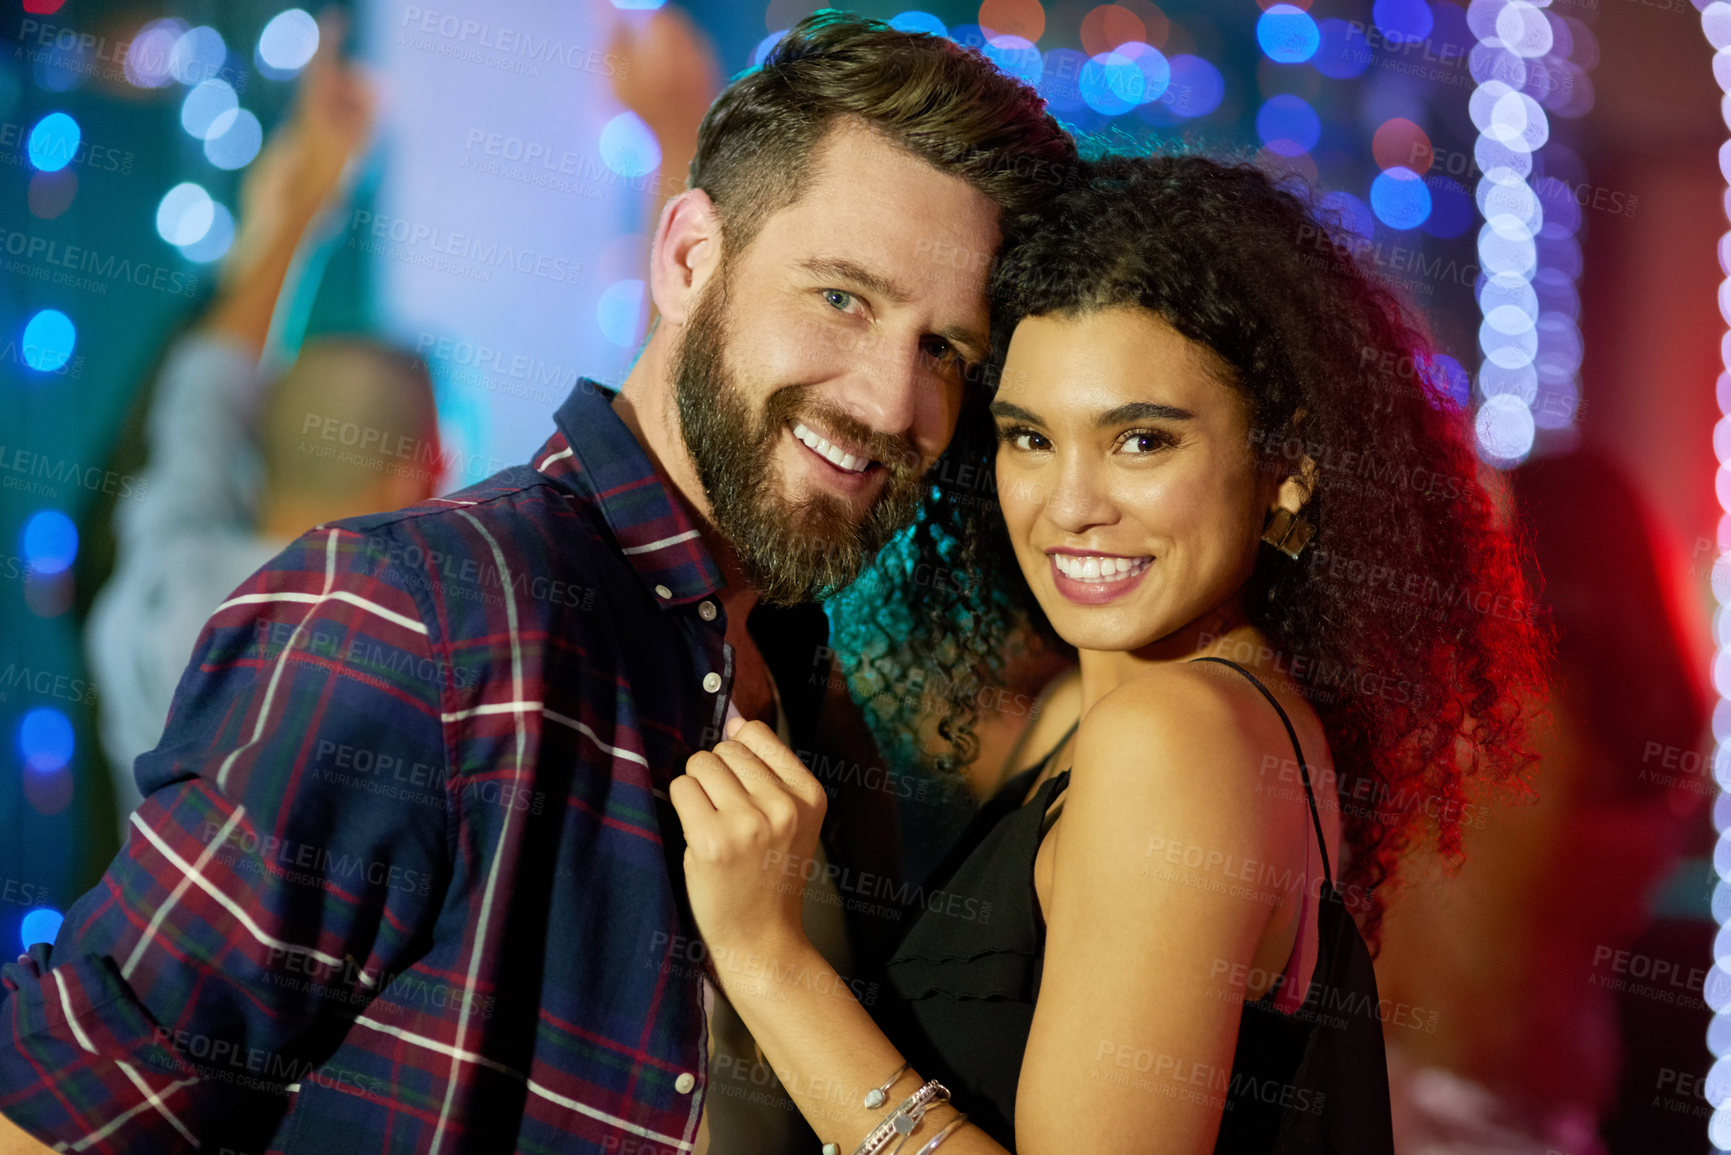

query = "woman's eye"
(999, 425), (1049, 452)
(822, 289), (857, 312)
(1118, 429), (1173, 455)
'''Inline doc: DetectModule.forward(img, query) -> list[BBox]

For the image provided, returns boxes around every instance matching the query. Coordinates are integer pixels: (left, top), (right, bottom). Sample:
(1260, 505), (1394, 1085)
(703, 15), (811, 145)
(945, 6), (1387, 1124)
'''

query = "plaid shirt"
(0, 378), (862, 1154)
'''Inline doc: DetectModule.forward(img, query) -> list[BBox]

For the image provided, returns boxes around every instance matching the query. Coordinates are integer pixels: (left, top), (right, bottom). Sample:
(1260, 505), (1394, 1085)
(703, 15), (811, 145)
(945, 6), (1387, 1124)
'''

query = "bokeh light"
(1256, 94), (1320, 156)
(181, 79), (239, 141)
(1370, 167), (1432, 228)
(125, 19), (189, 89)
(168, 25), (227, 86)
(599, 112), (660, 178)
(1374, 0), (1433, 45)
(1474, 392), (1536, 462)
(156, 182), (215, 246)
(1318, 189), (1375, 243)
(20, 310), (75, 373)
(1163, 54), (1224, 119)
(1371, 117), (1430, 173)
(22, 510), (77, 573)
(1080, 4), (1147, 55)
(259, 8), (320, 74)
(1081, 50), (1148, 115)
(27, 169), (77, 220)
(179, 202), (236, 264)
(1257, 5), (1319, 64)
(979, 0), (1046, 42)
(204, 108), (263, 169)
(26, 112), (78, 173)
(18, 708), (73, 774)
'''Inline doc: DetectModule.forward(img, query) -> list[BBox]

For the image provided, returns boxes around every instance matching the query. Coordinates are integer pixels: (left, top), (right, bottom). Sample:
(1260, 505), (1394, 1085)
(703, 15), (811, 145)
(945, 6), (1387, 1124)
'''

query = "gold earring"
(1261, 507), (1315, 559)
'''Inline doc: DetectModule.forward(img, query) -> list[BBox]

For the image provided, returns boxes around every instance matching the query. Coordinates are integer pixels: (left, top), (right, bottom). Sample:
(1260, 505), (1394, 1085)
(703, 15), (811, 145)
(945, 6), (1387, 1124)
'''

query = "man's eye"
(823, 289), (857, 311)
(921, 338), (960, 366)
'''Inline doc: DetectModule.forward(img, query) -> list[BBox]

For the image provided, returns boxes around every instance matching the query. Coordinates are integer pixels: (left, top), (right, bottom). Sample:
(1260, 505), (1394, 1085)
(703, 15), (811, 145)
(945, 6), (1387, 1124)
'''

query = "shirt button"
(654, 584), (673, 599)
(675, 1072), (696, 1094)
(698, 600), (717, 622)
(702, 672), (722, 693)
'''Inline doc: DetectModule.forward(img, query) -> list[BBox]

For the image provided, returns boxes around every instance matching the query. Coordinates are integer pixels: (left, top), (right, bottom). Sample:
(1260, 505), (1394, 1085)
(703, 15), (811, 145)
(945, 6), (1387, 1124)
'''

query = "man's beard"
(671, 270), (927, 606)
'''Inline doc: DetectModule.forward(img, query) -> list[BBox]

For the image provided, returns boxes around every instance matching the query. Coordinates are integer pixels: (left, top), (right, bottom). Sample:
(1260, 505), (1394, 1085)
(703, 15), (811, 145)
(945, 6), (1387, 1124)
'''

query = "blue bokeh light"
(1256, 95), (1320, 156)
(1374, 0), (1434, 45)
(1371, 167), (1432, 229)
(18, 707), (74, 773)
(889, 11), (947, 37)
(22, 510), (78, 573)
(1257, 5), (1320, 64)
(20, 909), (63, 951)
(27, 112), (79, 173)
(179, 202), (236, 263)
(1115, 42), (1170, 105)
(20, 310), (75, 373)
(1423, 353), (1472, 407)
(1163, 55), (1224, 119)
(599, 111), (660, 178)
(1080, 51), (1145, 115)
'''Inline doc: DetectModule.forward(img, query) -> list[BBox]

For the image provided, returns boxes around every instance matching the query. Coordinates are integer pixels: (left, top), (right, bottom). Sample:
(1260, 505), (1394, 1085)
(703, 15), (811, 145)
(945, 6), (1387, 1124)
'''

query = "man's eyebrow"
(800, 257), (987, 361)
(988, 400), (1195, 424)
(798, 257), (910, 305)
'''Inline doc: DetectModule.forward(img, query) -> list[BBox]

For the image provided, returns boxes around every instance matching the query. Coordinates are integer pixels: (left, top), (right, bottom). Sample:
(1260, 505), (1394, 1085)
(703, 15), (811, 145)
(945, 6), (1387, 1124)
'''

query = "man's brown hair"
(688, 11), (1077, 257)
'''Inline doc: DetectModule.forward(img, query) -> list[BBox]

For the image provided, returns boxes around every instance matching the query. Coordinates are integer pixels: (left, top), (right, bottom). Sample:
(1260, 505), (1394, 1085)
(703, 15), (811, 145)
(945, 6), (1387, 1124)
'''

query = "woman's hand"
(670, 716), (828, 971)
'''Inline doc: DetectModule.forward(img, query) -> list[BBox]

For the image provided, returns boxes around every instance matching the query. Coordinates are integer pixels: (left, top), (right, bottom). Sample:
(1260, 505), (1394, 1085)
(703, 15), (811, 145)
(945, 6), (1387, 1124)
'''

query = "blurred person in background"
(1374, 444), (1711, 1154)
(83, 29), (439, 830)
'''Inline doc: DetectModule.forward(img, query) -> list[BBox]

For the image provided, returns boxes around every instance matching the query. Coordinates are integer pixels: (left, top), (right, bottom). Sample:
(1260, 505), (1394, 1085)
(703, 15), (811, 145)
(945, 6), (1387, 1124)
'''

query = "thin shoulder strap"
(1188, 656), (1333, 887)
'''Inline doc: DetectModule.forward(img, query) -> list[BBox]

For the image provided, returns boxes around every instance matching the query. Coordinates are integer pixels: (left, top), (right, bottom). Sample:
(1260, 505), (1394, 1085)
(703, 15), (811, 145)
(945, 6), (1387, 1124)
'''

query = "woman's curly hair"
(829, 153), (1551, 944)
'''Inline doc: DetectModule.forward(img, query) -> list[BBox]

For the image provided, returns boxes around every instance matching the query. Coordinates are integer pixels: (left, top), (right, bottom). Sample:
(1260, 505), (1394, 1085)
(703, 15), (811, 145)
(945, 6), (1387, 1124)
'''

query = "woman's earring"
(1261, 507), (1315, 559)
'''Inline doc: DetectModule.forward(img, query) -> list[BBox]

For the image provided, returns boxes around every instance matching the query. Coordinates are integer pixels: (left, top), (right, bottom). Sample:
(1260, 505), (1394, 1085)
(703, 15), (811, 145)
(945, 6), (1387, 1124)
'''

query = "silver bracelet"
(850, 1080), (951, 1155)
(912, 1112), (968, 1154)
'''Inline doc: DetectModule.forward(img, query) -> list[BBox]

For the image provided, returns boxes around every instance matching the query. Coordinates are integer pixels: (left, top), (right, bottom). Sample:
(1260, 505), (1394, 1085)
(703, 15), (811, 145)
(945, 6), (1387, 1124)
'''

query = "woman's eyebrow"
(1096, 401), (1194, 424)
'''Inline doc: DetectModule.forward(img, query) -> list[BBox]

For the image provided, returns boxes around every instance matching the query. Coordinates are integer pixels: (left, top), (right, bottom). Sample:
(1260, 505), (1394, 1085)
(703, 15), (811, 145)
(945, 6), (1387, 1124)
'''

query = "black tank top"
(875, 657), (1395, 1152)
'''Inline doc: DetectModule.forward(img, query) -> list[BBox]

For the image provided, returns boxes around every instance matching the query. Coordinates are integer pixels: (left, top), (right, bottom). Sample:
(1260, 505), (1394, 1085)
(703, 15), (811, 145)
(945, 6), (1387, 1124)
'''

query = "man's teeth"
(1052, 554), (1152, 582)
(793, 422), (869, 474)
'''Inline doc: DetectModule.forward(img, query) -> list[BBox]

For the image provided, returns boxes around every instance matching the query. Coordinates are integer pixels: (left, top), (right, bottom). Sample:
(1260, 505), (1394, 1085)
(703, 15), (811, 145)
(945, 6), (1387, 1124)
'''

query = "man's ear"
(649, 187), (724, 328)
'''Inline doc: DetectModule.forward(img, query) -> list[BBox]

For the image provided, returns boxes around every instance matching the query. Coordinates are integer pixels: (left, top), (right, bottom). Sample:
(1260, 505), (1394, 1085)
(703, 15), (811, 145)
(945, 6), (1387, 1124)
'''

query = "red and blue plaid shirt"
(0, 379), (857, 1153)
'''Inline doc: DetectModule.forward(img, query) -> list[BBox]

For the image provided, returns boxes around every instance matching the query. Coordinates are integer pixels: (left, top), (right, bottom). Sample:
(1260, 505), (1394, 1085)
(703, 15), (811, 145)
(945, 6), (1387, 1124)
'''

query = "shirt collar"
(535, 378), (725, 607)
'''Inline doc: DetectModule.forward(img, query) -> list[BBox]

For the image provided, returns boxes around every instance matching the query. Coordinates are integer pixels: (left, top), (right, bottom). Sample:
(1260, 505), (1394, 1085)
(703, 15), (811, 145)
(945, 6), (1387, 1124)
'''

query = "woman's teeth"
(793, 422), (869, 473)
(1052, 554), (1152, 582)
